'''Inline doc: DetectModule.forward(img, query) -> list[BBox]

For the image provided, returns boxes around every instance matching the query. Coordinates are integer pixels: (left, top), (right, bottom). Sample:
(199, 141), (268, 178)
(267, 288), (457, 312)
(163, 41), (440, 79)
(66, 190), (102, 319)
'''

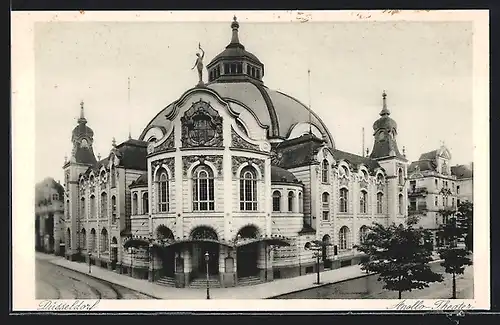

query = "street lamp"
(88, 252), (92, 274)
(204, 251), (210, 299)
(305, 242), (322, 285)
(130, 247), (135, 278)
(149, 241), (154, 282)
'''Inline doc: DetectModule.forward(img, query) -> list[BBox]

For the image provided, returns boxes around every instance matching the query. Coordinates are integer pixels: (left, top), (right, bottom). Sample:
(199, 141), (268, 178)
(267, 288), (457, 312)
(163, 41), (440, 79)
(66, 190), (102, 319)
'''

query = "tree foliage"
(355, 217), (443, 299)
(455, 201), (473, 252)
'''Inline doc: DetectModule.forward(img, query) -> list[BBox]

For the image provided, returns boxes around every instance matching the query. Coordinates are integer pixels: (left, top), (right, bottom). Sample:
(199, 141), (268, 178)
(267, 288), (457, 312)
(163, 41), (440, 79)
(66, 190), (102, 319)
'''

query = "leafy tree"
(355, 217), (443, 299)
(437, 216), (473, 299)
(455, 201), (473, 252)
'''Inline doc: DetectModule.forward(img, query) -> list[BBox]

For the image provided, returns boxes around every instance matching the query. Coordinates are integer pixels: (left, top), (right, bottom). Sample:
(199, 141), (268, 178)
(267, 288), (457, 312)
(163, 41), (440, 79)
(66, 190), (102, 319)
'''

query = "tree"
(455, 201), (473, 252)
(355, 217), (443, 299)
(437, 216), (473, 299)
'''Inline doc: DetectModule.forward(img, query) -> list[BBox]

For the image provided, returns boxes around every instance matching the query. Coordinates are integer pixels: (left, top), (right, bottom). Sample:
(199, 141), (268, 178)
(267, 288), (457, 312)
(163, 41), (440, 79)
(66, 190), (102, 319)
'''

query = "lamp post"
(204, 251), (210, 299)
(88, 252), (92, 273)
(305, 242), (322, 284)
(130, 247), (135, 278)
(149, 241), (154, 282)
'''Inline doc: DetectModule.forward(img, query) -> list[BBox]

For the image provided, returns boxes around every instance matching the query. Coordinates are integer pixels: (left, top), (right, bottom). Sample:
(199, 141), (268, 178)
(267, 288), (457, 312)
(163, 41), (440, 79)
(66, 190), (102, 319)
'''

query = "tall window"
(339, 188), (348, 213)
(398, 168), (404, 186)
(457, 186), (460, 194)
(359, 226), (368, 244)
(111, 167), (116, 188)
(81, 228), (87, 250)
(100, 228), (108, 253)
(339, 226), (350, 250)
(240, 166), (258, 211)
(398, 194), (404, 214)
(111, 196), (116, 223)
(90, 228), (96, 251)
(360, 190), (367, 214)
(376, 192), (383, 214)
(298, 192), (303, 213)
(157, 168), (170, 212)
(272, 191), (281, 212)
(90, 195), (96, 219)
(142, 193), (149, 214)
(100, 192), (107, 218)
(80, 197), (85, 219)
(192, 165), (215, 211)
(66, 200), (70, 219)
(321, 159), (329, 183)
(322, 192), (330, 210)
(66, 228), (71, 249)
(132, 193), (138, 215)
(288, 191), (295, 212)
(435, 196), (438, 206)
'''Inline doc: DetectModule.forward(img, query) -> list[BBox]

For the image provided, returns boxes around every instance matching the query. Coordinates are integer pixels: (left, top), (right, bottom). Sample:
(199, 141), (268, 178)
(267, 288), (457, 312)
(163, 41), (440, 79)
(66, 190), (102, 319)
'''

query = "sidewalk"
(39, 253), (370, 299)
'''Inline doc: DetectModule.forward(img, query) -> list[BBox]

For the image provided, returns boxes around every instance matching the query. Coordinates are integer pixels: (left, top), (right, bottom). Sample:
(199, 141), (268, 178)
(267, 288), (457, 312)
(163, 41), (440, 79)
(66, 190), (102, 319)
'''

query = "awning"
(123, 236), (151, 249)
(234, 236), (292, 248)
(153, 238), (235, 249)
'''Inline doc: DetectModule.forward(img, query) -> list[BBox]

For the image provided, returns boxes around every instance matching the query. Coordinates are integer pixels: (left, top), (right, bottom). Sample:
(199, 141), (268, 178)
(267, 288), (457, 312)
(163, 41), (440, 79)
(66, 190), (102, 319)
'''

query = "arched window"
(132, 192), (138, 215)
(240, 166), (258, 211)
(157, 168), (169, 212)
(111, 195), (117, 223)
(359, 226), (368, 244)
(321, 159), (329, 183)
(192, 165), (215, 211)
(339, 226), (350, 250)
(376, 192), (384, 214)
(272, 191), (281, 212)
(100, 192), (108, 218)
(322, 192), (330, 221)
(339, 188), (348, 213)
(288, 191), (295, 212)
(111, 166), (116, 188)
(80, 197), (85, 219)
(340, 165), (349, 177)
(298, 192), (303, 213)
(398, 194), (404, 214)
(81, 228), (87, 250)
(377, 173), (384, 183)
(66, 199), (70, 219)
(66, 228), (71, 249)
(89, 195), (96, 219)
(90, 228), (96, 251)
(156, 225), (174, 240)
(361, 170), (368, 180)
(360, 190), (367, 214)
(142, 192), (149, 214)
(398, 168), (404, 186)
(100, 228), (108, 252)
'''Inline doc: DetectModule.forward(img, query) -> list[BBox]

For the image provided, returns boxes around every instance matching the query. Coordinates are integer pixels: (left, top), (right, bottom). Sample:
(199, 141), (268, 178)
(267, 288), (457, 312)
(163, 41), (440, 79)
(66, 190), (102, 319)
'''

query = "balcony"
(407, 187), (428, 197)
(408, 203), (427, 215)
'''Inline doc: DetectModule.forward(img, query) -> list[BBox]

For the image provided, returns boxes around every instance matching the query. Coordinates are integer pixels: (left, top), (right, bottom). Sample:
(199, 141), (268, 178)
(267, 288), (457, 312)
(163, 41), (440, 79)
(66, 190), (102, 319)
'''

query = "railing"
(408, 203), (427, 215)
(407, 187), (428, 196)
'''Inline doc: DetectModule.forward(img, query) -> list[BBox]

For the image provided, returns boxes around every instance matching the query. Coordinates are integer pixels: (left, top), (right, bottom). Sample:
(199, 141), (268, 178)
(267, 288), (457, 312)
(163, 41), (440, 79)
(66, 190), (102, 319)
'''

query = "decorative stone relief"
(182, 155), (223, 176)
(151, 157), (176, 177)
(231, 156), (265, 176)
(231, 127), (260, 151)
(270, 151), (283, 166)
(339, 177), (349, 187)
(154, 128), (175, 153)
(377, 183), (385, 192)
(181, 99), (223, 148)
(360, 179), (368, 190)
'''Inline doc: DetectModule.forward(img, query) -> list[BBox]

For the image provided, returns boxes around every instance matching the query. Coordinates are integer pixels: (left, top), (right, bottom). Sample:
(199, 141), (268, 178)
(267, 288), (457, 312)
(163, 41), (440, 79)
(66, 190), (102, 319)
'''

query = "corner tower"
(62, 101), (97, 260)
(368, 91), (408, 224)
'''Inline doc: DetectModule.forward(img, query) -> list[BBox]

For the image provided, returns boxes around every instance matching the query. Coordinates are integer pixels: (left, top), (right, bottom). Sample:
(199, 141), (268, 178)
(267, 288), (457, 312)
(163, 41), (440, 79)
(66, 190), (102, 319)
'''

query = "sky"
(34, 19), (473, 183)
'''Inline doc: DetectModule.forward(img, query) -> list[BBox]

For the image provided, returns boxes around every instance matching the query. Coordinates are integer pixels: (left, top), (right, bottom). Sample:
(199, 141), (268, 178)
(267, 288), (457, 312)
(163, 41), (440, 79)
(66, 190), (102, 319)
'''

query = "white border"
(11, 10), (490, 311)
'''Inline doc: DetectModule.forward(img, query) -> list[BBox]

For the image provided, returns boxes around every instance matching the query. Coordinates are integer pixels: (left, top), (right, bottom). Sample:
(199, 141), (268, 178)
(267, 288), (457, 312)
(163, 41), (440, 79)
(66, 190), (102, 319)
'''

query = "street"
(35, 255), (153, 299)
(273, 262), (474, 299)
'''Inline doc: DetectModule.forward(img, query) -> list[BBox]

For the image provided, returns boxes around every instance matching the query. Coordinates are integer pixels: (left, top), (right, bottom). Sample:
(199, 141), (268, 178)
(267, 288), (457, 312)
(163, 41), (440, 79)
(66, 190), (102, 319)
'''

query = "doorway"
(196, 242), (219, 276)
(237, 243), (259, 278)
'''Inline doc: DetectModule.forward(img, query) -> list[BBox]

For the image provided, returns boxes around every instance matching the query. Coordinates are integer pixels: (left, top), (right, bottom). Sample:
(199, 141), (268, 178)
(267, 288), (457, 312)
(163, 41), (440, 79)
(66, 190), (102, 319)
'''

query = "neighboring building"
(60, 17), (409, 288)
(407, 146), (473, 247)
(35, 177), (65, 255)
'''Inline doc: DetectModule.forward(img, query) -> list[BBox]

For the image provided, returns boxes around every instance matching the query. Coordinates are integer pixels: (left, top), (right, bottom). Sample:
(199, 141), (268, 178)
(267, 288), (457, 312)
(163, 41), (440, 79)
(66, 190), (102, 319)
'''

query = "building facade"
(59, 18), (410, 288)
(407, 146), (473, 246)
(35, 177), (65, 255)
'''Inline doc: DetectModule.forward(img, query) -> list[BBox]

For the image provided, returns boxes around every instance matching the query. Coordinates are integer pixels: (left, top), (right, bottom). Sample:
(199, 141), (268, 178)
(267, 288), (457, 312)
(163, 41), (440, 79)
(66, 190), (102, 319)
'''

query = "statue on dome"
(191, 43), (205, 86)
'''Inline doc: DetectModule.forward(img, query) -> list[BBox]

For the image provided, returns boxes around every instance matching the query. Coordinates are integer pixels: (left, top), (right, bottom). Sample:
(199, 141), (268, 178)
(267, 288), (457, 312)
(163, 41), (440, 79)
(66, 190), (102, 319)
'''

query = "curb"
(45, 258), (159, 299)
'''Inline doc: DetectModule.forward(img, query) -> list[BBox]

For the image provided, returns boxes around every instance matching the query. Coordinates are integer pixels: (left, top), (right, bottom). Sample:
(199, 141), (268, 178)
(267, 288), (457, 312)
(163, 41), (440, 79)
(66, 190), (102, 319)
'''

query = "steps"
(156, 276), (176, 287)
(237, 276), (262, 287)
(189, 277), (221, 289)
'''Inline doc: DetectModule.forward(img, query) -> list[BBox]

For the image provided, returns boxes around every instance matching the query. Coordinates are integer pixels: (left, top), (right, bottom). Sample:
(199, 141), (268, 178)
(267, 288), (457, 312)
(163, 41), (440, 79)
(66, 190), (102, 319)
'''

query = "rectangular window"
(457, 186), (460, 194)
(322, 211), (329, 221)
(435, 196), (438, 206)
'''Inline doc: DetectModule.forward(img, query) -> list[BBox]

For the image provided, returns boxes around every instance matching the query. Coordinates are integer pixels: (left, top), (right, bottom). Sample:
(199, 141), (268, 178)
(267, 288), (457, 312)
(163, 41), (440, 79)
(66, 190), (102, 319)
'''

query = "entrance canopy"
(152, 237), (235, 249)
(123, 235), (151, 249)
(234, 235), (292, 248)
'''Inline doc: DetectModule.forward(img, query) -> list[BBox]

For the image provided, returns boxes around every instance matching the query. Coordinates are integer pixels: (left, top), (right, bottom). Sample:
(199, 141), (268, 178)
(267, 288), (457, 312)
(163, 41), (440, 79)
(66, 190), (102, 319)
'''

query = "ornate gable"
(181, 99), (223, 148)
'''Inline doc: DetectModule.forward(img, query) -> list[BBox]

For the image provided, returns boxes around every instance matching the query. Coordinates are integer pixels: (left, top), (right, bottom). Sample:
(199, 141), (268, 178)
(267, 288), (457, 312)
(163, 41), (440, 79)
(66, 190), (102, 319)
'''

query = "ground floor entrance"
(237, 243), (259, 278)
(192, 242), (219, 277)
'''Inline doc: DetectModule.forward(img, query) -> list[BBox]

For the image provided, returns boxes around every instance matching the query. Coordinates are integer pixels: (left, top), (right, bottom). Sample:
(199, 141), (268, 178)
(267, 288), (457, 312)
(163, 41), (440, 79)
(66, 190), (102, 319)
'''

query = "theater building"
(60, 17), (409, 288)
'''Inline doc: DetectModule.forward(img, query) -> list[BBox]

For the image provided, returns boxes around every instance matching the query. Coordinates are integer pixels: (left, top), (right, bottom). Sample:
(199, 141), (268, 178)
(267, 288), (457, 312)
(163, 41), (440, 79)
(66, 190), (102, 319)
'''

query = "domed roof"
(72, 101), (94, 140)
(271, 165), (300, 184)
(372, 91), (397, 133)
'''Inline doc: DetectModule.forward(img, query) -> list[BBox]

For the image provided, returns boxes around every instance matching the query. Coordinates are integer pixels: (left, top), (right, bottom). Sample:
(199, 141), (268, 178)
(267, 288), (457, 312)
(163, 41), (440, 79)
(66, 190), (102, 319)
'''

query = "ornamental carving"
(270, 150), (283, 166)
(360, 179), (368, 190)
(151, 157), (175, 177)
(231, 156), (265, 176)
(339, 177), (349, 187)
(377, 183), (385, 192)
(182, 155), (223, 176)
(154, 128), (175, 153)
(181, 99), (223, 148)
(64, 170), (70, 193)
(231, 127), (260, 151)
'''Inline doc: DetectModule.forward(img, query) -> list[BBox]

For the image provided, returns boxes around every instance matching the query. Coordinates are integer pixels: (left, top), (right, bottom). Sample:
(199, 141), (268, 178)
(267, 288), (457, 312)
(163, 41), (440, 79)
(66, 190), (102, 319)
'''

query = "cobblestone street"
(35, 255), (153, 299)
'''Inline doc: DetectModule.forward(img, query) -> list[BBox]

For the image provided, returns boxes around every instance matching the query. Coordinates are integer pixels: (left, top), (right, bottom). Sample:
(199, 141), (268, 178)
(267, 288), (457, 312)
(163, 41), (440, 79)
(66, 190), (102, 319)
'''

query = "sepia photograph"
(11, 10), (489, 311)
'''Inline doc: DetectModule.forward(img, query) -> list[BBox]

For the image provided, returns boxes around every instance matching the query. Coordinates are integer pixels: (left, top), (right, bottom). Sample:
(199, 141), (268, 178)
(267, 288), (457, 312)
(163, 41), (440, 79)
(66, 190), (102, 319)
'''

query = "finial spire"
(97, 153), (101, 161)
(78, 100), (87, 124)
(402, 146), (406, 157)
(366, 148), (369, 157)
(128, 125), (132, 140)
(229, 15), (242, 47)
(380, 90), (390, 116)
(112, 137), (116, 147)
(307, 68), (312, 135)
